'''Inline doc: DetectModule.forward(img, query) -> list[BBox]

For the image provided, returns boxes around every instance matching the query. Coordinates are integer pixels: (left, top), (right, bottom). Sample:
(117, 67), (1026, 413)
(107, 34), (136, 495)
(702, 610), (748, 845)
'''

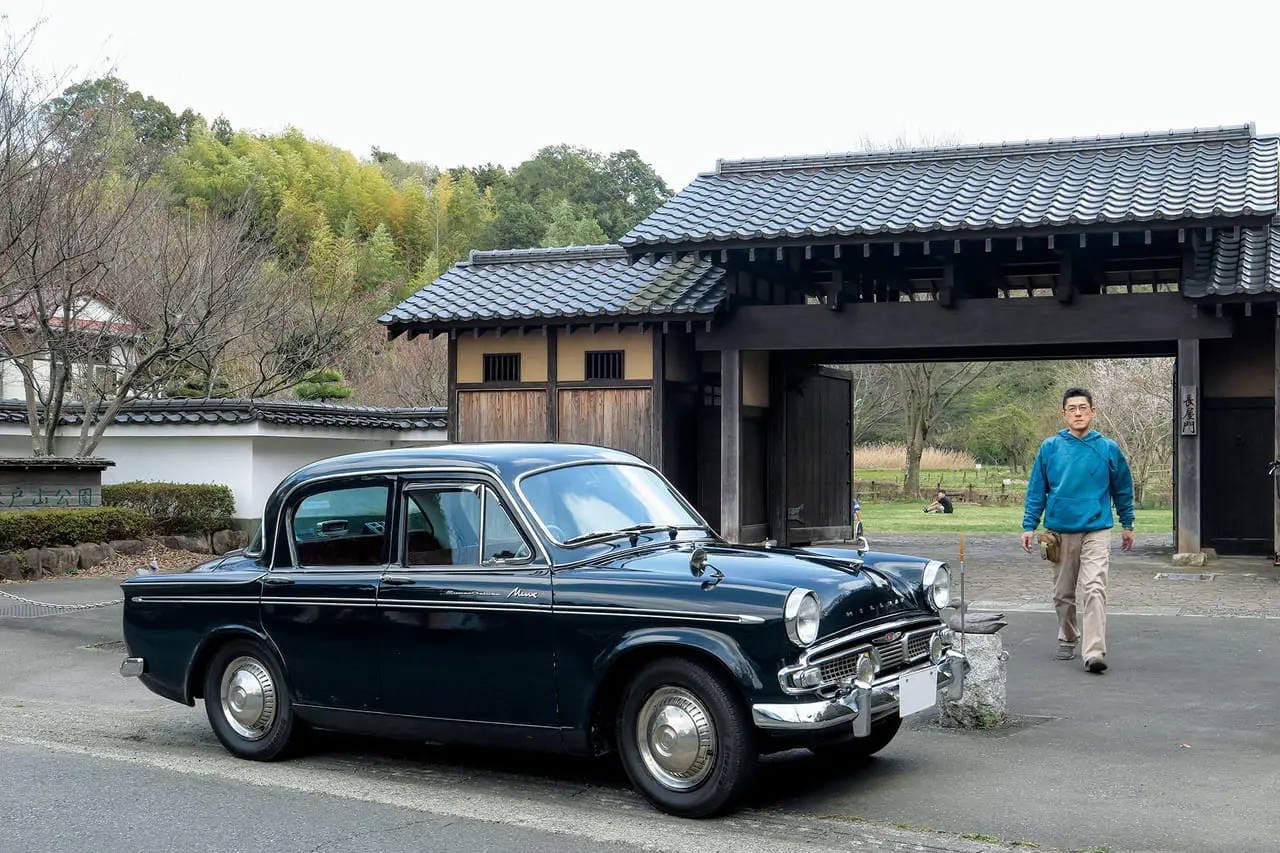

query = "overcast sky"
(7, 0), (1280, 190)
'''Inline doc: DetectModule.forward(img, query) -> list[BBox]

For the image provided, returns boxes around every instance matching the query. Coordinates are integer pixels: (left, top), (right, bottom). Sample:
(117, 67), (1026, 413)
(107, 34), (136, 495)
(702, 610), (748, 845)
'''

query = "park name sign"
(0, 458), (115, 512)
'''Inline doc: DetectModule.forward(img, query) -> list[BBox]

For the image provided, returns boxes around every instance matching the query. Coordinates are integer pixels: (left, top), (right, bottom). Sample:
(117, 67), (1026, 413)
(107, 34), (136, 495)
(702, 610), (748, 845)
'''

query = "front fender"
(599, 626), (766, 693)
(183, 624), (282, 703)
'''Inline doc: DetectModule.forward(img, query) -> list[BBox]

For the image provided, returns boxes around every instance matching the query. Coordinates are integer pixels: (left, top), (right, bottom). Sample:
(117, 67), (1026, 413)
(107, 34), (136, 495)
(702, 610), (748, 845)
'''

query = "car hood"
(606, 542), (938, 639)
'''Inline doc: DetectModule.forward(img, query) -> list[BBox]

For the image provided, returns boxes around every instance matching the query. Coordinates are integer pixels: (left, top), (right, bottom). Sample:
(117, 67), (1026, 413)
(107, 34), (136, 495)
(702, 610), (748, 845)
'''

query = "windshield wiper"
(562, 523), (703, 548)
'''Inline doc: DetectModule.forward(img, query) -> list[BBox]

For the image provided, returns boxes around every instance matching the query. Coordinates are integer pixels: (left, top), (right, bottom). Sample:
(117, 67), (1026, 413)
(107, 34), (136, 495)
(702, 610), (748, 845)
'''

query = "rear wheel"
(203, 639), (298, 761)
(807, 714), (902, 762)
(616, 657), (757, 818)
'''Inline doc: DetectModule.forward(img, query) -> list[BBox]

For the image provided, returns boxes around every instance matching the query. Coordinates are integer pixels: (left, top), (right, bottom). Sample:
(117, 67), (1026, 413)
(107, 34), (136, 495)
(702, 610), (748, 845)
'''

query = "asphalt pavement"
(2, 561), (1278, 852)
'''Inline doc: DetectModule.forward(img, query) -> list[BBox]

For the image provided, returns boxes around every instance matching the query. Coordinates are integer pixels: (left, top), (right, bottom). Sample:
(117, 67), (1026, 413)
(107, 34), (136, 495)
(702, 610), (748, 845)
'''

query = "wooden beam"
(446, 337), (458, 442)
(547, 330), (559, 441)
(1274, 317), (1280, 561)
(651, 329), (664, 471)
(1176, 339), (1201, 554)
(696, 293), (1233, 352)
(767, 357), (788, 546)
(720, 349), (743, 544)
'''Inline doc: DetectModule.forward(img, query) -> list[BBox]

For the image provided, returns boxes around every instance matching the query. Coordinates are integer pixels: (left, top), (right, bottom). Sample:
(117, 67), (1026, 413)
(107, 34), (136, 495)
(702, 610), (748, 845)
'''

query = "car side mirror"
(690, 546), (709, 577)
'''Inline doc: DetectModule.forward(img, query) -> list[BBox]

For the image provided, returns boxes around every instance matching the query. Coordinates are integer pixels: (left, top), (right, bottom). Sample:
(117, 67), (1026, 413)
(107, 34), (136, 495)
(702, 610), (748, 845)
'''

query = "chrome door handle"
(382, 575), (416, 586)
(263, 576), (294, 585)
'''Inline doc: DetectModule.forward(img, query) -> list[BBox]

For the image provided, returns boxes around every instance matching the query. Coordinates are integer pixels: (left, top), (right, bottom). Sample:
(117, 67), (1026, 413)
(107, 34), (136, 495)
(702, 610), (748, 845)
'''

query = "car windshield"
(519, 463), (705, 546)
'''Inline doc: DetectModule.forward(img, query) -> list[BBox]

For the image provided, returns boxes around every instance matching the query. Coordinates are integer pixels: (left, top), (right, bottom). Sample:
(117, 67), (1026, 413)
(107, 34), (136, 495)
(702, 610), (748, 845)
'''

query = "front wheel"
(807, 714), (901, 762)
(616, 658), (757, 818)
(203, 639), (299, 761)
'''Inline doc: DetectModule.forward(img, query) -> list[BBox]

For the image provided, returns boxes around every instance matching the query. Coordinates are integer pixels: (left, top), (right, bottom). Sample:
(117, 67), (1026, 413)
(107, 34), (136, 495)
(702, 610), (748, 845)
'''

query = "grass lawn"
(861, 500), (1173, 534)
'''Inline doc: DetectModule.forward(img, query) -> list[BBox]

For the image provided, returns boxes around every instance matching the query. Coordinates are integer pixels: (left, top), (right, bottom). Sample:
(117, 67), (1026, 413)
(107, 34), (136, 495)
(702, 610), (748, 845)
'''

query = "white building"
(0, 398), (448, 529)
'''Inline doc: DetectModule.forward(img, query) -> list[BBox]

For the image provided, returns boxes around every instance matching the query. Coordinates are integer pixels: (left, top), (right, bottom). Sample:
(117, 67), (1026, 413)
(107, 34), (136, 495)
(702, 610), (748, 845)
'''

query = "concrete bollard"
(939, 632), (1008, 729)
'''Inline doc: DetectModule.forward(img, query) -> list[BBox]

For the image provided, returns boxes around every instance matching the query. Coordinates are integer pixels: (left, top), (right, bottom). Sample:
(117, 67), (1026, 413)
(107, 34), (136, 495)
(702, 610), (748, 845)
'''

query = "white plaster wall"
(0, 423), (446, 524)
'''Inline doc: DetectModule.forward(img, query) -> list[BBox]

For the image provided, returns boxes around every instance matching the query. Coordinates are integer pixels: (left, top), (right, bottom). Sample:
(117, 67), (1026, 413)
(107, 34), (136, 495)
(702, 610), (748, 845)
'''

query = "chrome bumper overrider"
(752, 650), (967, 735)
(119, 657), (145, 677)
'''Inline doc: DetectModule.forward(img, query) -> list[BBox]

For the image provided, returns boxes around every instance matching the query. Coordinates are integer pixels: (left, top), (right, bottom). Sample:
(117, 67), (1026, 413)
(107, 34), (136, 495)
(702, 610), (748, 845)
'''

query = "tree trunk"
(904, 421), (926, 498)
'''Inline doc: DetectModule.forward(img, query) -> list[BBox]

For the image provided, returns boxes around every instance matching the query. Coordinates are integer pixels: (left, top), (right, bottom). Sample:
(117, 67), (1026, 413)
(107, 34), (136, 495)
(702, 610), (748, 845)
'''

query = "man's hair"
(1062, 386), (1094, 409)
(937, 490), (947, 496)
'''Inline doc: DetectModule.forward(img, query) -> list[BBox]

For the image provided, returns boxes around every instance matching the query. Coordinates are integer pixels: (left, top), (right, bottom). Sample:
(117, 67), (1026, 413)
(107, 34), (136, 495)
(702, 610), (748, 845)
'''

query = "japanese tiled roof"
(0, 398), (448, 431)
(621, 125), (1280, 247)
(379, 245), (727, 331)
(1183, 218), (1280, 298)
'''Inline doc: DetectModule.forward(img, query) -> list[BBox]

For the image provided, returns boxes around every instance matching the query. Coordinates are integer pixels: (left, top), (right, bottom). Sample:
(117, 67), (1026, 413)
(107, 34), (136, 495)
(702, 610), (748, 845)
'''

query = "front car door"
(377, 478), (557, 737)
(260, 475), (390, 711)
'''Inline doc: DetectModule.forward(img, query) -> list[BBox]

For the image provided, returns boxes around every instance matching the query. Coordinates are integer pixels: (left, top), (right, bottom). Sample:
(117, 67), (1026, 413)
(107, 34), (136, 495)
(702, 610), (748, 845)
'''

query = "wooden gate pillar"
(1176, 339), (1201, 554)
(1274, 316), (1280, 560)
(720, 349), (743, 543)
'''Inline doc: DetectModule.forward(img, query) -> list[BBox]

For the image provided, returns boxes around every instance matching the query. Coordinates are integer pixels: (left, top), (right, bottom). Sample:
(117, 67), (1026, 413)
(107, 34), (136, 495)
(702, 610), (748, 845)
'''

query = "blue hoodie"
(1022, 429), (1136, 533)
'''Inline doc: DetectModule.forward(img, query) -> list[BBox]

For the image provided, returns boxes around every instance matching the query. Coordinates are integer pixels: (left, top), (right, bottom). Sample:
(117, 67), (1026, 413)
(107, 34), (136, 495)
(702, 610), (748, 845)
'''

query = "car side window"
(405, 487), (481, 566)
(292, 483), (390, 567)
(482, 489), (533, 564)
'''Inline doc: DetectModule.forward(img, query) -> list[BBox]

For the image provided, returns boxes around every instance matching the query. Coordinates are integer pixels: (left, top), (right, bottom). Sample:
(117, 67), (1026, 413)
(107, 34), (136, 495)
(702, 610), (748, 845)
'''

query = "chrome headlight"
(923, 560), (951, 611)
(784, 587), (820, 647)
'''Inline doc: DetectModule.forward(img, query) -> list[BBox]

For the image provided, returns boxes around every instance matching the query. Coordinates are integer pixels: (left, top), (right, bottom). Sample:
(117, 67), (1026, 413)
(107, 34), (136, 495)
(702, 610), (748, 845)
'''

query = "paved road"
(3, 565), (1278, 852)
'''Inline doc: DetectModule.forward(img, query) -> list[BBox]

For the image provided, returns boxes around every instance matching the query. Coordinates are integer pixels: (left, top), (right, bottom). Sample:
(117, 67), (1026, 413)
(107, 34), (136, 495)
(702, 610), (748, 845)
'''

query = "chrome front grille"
(814, 623), (939, 685)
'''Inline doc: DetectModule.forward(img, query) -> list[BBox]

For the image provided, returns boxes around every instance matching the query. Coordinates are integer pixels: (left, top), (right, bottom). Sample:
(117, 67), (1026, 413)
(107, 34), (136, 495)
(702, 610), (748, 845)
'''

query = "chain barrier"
(0, 587), (123, 619)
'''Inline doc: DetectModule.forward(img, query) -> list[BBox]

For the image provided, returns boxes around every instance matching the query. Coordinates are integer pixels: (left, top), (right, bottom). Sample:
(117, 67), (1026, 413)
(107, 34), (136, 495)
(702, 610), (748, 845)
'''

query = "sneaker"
(1085, 656), (1108, 673)
(1056, 643), (1076, 660)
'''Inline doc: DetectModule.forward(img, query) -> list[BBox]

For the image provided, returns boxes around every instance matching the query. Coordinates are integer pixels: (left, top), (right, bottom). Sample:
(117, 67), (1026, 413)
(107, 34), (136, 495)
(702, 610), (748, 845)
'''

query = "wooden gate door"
(784, 368), (852, 545)
(1201, 398), (1274, 555)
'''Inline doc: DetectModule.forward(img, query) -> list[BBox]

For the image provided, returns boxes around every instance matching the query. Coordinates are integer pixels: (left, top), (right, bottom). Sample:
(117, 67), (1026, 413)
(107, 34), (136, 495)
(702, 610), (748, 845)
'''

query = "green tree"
(295, 368), (353, 402)
(542, 199), (608, 246)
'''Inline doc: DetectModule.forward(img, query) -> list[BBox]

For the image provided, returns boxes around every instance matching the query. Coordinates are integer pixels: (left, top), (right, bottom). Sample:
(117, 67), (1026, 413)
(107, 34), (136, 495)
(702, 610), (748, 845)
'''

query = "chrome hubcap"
(636, 686), (716, 791)
(220, 656), (277, 740)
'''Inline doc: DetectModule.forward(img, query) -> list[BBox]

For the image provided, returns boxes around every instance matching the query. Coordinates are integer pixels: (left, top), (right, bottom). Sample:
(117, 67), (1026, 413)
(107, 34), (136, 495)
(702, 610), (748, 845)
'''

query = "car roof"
(280, 441), (645, 489)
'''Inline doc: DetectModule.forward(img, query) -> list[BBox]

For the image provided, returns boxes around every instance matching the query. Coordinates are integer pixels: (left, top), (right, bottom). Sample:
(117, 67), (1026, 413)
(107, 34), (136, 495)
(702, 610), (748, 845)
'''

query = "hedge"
(0, 507), (154, 551)
(103, 481), (235, 537)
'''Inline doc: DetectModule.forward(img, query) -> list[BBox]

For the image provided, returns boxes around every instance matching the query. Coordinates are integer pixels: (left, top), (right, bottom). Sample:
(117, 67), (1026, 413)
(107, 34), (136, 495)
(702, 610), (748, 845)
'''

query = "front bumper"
(752, 650), (967, 735)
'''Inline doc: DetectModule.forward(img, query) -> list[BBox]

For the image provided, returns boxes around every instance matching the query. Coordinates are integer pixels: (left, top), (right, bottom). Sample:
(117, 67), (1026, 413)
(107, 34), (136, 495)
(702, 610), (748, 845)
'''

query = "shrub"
(0, 507), (154, 551)
(103, 481), (235, 537)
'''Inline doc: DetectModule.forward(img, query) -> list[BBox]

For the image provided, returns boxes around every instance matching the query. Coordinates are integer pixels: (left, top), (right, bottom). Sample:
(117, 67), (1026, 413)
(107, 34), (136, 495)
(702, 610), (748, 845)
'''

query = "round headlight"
(923, 561), (951, 611)
(855, 653), (875, 685)
(784, 588), (821, 647)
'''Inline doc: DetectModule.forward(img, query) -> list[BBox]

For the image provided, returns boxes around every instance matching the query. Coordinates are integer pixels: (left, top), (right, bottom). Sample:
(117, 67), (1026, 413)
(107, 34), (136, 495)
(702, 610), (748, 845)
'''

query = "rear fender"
(183, 625), (283, 703)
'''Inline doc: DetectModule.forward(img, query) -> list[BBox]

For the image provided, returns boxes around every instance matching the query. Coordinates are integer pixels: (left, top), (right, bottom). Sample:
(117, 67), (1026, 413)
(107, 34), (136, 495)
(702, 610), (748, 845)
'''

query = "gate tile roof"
(0, 399), (448, 431)
(621, 125), (1279, 247)
(379, 245), (727, 332)
(1183, 218), (1280, 297)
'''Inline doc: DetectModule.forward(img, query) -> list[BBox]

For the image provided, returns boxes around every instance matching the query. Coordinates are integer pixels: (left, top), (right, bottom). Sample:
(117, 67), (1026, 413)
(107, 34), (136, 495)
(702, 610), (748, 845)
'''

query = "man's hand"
(1121, 528), (1134, 551)
(1021, 530), (1036, 553)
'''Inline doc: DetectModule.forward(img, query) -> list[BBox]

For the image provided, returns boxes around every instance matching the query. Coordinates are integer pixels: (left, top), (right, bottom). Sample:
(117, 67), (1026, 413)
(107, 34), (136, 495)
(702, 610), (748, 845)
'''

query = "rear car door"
(377, 479), (557, 729)
(260, 475), (390, 711)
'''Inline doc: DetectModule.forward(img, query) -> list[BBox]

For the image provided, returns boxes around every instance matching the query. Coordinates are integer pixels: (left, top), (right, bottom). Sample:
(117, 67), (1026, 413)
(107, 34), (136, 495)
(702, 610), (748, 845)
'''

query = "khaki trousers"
(1051, 529), (1110, 661)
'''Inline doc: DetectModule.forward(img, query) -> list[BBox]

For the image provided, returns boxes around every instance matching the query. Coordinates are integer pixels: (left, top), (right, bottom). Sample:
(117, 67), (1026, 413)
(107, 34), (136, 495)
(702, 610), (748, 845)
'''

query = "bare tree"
(894, 362), (991, 497)
(342, 327), (449, 408)
(1056, 358), (1173, 505)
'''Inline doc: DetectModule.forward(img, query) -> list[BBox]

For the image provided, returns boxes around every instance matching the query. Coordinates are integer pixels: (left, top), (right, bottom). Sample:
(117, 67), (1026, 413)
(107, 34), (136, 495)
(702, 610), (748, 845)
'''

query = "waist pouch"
(1037, 531), (1062, 563)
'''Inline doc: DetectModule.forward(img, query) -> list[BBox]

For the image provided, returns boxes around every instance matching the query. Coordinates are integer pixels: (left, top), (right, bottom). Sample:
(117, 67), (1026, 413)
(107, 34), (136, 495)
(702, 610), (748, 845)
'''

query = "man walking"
(1021, 387), (1135, 674)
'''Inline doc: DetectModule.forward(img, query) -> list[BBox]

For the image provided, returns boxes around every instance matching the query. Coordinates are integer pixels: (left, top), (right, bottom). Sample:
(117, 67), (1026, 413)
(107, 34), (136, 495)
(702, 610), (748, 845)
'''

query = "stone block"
(211, 529), (248, 555)
(110, 540), (146, 556)
(1172, 552), (1208, 567)
(76, 542), (108, 570)
(20, 548), (41, 580)
(0, 553), (21, 582)
(939, 632), (1007, 729)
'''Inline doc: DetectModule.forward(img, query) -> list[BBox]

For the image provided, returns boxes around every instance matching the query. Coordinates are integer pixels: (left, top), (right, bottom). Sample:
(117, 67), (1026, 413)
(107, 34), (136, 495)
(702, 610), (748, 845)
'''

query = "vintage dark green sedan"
(119, 443), (967, 817)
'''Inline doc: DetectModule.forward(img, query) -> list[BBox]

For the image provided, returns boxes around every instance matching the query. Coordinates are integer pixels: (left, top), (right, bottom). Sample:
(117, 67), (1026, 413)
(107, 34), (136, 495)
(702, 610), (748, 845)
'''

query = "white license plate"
(898, 665), (939, 717)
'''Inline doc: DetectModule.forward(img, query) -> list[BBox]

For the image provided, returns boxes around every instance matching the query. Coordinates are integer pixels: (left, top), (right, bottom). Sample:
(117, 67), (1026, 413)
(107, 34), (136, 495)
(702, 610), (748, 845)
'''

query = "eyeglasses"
(1064, 405), (1092, 414)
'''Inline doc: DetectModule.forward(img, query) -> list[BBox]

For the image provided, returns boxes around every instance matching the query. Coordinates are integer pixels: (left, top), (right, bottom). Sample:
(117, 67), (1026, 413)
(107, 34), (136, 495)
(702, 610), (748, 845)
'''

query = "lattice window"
(584, 350), (625, 381)
(482, 353), (521, 383)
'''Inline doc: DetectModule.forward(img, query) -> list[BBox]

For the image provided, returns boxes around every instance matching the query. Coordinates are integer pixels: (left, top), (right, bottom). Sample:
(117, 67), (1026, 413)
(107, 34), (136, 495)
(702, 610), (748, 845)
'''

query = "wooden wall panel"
(786, 369), (851, 542)
(557, 388), (653, 462)
(457, 390), (549, 442)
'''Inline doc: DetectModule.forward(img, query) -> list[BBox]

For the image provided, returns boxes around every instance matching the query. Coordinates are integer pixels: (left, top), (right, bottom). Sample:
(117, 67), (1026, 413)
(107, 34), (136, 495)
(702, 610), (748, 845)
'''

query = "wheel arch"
(585, 629), (763, 757)
(184, 626), (285, 703)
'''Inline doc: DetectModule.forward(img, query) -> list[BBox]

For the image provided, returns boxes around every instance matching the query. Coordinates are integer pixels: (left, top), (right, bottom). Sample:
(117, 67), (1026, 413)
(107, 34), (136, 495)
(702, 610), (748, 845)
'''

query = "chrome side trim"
(119, 657), (145, 677)
(752, 652), (968, 733)
(126, 573), (267, 584)
(555, 604), (765, 624)
(133, 596), (261, 604)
